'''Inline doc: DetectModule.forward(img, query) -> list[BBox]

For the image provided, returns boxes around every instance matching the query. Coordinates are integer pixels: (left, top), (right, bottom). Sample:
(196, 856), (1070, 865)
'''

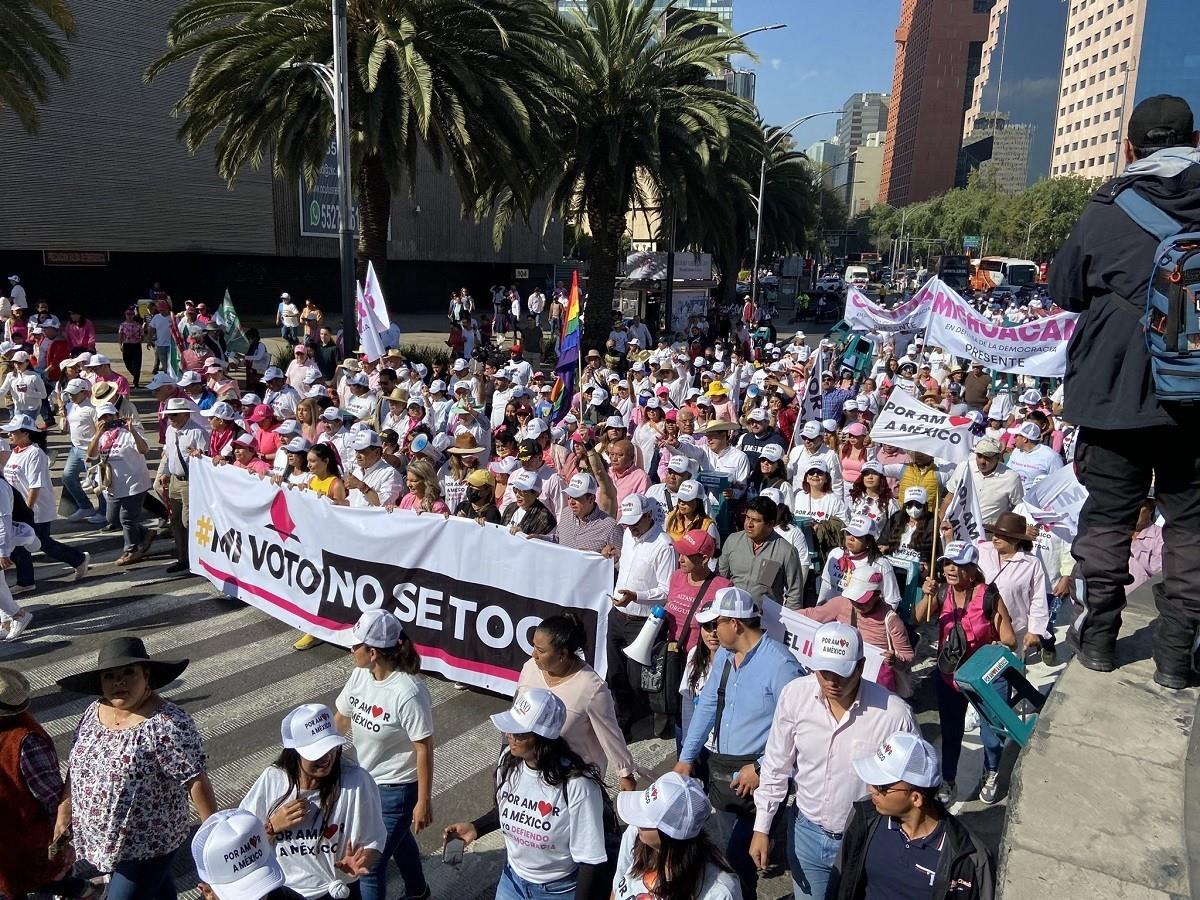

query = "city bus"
(971, 256), (1039, 290)
(934, 255), (972, 292)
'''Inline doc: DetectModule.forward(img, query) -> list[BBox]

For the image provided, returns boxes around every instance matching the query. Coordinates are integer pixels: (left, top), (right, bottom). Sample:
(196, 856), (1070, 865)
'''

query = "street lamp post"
(1024, 218), (1046, 259)
(751, 109), (840, 306)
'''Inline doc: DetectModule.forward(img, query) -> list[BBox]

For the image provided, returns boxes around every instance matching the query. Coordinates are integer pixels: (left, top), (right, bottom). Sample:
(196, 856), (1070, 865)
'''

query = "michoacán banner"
(189, 463), (615, 695)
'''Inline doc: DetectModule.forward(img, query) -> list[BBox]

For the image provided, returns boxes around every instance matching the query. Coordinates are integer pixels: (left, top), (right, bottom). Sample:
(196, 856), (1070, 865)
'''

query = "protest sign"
(922, 278), (1077, 377)
(844, 285), (933, 334)
(762, 599), (885, 684)
(189, 464), (614, 695)
(943, 460), (987, 544)
(1023, 463), (1089, 544)
(870, 387), (973, 462)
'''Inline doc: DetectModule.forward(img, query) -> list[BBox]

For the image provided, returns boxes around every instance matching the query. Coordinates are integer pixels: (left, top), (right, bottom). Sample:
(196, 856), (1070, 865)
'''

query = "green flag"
(215, 288), (249, 355)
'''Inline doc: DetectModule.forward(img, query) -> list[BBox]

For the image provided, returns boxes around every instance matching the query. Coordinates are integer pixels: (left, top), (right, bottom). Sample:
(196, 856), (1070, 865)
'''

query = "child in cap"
(334, 611), (433, 900)
(817, 514), (902, 609)
(612, 772), (739, 900)
(192, 808), (299, 900)
(442, 689), (609, 900)
(240, 704), (386, 899)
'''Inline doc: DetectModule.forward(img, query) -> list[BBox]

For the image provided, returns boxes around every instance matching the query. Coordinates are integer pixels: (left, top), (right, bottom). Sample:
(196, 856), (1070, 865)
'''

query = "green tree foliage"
(861, 172), (1101, 262)
(0, 0), (76, 134)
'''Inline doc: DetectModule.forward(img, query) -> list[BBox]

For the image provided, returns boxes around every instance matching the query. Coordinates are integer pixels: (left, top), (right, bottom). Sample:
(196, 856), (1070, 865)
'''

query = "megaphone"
(623, 606), (666, 666)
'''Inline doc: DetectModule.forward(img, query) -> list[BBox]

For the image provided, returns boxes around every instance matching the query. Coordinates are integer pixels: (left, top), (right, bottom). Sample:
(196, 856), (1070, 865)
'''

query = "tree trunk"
(356, 153), (392, 284)
(583, 202), (626, 351)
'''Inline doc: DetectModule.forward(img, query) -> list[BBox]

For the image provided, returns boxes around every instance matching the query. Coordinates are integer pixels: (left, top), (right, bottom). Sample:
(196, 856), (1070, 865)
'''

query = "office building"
(963, 0), (1068, 185)
(833, 134), (887, 219)
(836, 93), (891, 150)
(0, 1), (561, 310)
(804, 140), (848, 188)
(958, 113), (1034, 192)
(1051, 0), (1200, 179)
(557, 0), (733, 27)
(879, 0), (995, 206)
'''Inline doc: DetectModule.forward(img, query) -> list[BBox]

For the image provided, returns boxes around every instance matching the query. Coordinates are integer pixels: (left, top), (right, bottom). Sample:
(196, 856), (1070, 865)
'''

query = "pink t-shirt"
(664, 570), (732, 652)
(398, 492), (449, 514)
(610, 464), (651, 504)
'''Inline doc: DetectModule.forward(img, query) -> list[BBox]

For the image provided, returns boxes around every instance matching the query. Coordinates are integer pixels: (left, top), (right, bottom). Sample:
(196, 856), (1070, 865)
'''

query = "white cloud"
(770, 58), (783, 71)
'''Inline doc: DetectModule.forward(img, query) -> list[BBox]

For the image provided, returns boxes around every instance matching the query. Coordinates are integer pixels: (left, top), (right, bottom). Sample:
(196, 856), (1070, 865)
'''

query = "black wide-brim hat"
(56, 636), (189, 695)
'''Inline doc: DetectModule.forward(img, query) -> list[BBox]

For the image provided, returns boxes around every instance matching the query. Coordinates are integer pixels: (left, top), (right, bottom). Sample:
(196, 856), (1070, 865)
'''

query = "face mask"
(465, 487), (488, 503)
(905, 503), (924, 514)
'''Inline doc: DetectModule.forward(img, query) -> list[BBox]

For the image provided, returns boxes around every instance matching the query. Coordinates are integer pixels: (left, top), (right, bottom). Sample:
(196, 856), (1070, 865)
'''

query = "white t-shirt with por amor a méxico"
(612, 825), (740, 900)
(335, 667), (432, 785)
(495, 752), (607, 884)
(4, 444), (56, 523)
(240, 759), (385, 900)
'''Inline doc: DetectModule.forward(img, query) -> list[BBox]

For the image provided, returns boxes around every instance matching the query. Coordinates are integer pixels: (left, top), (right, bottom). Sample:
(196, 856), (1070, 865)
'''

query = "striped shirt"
(551, 505), (622, 554)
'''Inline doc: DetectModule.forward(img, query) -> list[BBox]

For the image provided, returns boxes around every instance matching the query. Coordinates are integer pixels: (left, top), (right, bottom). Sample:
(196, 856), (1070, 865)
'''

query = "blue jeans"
(106, 849), (178, 900)
(62, 446), (93, 512)
(108, 492), (147, 553)
(153, 345), (171, 374)
(13, 520), (86, 587)
(495, 865), (576, 900)
(934, 674), (1007, 781)
(787, 809), (842, 900)
(359, 782), (427, 900)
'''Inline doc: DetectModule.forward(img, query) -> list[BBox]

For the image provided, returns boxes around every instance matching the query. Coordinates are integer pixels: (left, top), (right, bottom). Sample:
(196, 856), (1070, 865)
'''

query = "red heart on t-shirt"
(322, 824), (339, 840)
(248, 835), (259, 849)
(948, 416), (972, 426)
(536, 801), (554, 817)
(370, 705), (383, 718)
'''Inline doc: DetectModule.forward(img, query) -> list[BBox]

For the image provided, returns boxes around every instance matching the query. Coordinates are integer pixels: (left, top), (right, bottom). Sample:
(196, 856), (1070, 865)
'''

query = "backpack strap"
(1114, 188), (1183, 242)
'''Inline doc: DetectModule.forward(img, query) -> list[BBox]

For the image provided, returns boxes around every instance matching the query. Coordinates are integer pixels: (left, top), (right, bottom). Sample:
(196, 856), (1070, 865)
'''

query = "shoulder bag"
(641, 574), (716, 709)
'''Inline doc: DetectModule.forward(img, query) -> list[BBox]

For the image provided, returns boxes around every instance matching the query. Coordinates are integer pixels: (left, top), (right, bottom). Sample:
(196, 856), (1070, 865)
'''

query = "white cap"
(95, 403), (119, 418)
(842, 399), (859, 412)
(712, 361), (726, 374)
(617, 493), (650, 526)
(64, 378), (91, 395)
(275, 419), (302, 437)
(191, 809), (286, 900)
(939, 540), (980, 566)
(563, 413), (579, 425)
(759, 444), (784, 463)
(801, 421), (822, 440)
(86, 353), (111, 367)
(803, 458), (830, 475)
(284, 437), (312, 453)
(591, 387), (609, 404)
(692, 356), (706, 367)
(263, 366), (285, 381)
(617, 772), (710, 840)
(1019, 389), (1043, 405)
(346, 372), (369, 387)
(524, 418), (548, 437)
(903, 486), (928, 505)
(510, 469), (539, 493)
(177, 371), (202, 388)
(841, 565), (885, 602)
(279, 703), (347, 761)
(201, 401), (237, 421)
(844, 514), (878, 538)
(675, 479), (704, 503)
(645, 397), (661, 409)
(348, 430), (382, 451)
(452, 358), (468, 371)
(695, 586), (757, 623)
(759, 487), (784, 506)
(747, 408), (768, 423)
(240, 392), (262, 406)
(1013, 421), (1042, 442)
(492, 455), (522, 475)
(564, 473), (597, 498)
(666, 456), (691, 475)
(430, 379), (447, 393)
(2, 413), (36, 433)
(803, 621), (865, 677)
(604, 415), (626, 430)
(280, 292), (291, 299)
(351, 609), (405, 648)
(852, 732), (942, 789)
(490, 687), (566, 739)
(10, 351), (29, 363)
(821, 418), (839, 433)
(320, 406), (343, 422)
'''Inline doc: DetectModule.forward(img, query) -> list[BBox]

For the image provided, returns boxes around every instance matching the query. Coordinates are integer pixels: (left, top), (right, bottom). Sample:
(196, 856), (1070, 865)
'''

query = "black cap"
(517, 438), (540, 459)
(1128, 95), (1195, 150)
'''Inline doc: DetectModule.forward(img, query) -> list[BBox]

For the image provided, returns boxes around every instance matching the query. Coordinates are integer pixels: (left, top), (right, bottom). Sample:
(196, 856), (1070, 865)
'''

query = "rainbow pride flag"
(551, 270), (582, 421)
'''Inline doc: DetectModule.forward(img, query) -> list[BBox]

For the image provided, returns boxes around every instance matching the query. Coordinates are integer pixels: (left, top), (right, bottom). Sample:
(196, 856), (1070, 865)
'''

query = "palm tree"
(146, 0), (559, 281)
(513, 0), (756, 347)
(0, 0), (76, 135)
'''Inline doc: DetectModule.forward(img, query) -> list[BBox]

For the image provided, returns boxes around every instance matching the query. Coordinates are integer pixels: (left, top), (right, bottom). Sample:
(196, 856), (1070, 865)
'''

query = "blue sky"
(729, 0), (899, 149)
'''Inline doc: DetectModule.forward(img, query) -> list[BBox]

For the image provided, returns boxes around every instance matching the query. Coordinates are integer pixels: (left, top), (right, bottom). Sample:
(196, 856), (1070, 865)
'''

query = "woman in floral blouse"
(54, 636), (216, 900)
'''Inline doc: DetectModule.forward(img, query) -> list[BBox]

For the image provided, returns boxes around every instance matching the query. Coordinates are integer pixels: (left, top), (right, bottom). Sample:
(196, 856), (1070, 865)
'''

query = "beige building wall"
(1050, 0), (1147, 178)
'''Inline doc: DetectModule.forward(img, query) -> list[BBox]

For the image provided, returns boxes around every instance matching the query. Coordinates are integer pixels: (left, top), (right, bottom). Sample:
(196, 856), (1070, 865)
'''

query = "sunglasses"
(868, 782), (910, 796)
(701, 622), (719, 632)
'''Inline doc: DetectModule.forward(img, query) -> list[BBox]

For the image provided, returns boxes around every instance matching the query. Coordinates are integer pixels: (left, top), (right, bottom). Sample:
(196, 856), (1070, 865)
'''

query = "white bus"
(972, 256), (1039, 289)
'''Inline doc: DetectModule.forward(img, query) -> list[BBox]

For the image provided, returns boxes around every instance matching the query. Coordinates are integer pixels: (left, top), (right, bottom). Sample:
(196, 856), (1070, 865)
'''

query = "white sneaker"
(87, 514), (107, 526)
(72, 551), (90, 582)
(965, 704), (980, 732)
(11, 583), (35, 596)
(5, 611), (33, 641)
(0, 617), (10, 640)
(67, 508), (94, 523)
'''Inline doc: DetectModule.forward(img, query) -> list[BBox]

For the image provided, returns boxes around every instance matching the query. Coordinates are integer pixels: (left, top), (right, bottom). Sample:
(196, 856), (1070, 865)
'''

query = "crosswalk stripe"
(14, 600), (265, 689)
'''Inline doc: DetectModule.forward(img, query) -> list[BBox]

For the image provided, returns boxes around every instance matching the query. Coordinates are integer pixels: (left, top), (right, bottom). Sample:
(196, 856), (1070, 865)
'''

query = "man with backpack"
(1050, 95), (1200, 688)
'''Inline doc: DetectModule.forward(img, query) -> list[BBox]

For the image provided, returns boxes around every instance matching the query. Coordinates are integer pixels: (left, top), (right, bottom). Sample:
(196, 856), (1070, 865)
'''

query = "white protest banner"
(870, 386), (974, 462)
(792, 352), (825, 446)
(844, 285), (933, 334)
(943, 460), (987, 544)
(1023, 463), (1089, 545)
(362, 260), (392, 329)
(355, 282), (385, 362)
(761, 599), (884, 684)
(188, 464), (614, 695)
(923, 278), (1077, 376)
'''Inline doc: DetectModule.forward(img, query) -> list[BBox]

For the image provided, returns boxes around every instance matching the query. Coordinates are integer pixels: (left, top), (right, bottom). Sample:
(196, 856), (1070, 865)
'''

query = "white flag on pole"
(942, 460), (987, 544)
(362, 261), (392, 329)
(356, 282), (386, 362)
(792, 352), (825, 446)
(869, 387), (974, 462)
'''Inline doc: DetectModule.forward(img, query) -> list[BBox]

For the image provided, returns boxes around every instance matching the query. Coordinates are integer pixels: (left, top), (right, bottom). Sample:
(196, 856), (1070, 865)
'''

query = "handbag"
(936, 583), (999, 676)
(642, 574), (717, 714)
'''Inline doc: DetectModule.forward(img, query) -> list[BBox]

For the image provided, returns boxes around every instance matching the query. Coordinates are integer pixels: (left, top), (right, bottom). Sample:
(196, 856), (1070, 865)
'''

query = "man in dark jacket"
(835, 732), (995, 900)
(1049, 95), (1200, 687)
